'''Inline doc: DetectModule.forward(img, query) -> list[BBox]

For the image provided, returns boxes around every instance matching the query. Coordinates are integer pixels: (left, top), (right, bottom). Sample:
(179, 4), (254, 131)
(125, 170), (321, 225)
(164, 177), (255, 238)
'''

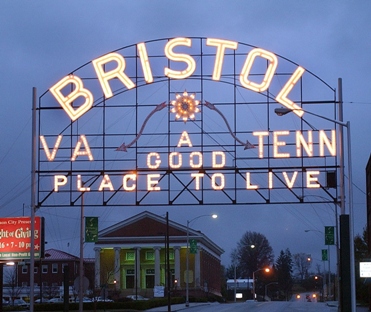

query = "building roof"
(44, 248), (78, 261)
(43, 248), (93, 262)
(95, 211), (224, 257)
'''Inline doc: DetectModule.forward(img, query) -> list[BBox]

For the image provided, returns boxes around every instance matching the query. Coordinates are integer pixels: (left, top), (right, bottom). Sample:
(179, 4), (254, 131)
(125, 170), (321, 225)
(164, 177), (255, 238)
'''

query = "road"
(180, 301), (338, 312)
(148, 301), (369, 312)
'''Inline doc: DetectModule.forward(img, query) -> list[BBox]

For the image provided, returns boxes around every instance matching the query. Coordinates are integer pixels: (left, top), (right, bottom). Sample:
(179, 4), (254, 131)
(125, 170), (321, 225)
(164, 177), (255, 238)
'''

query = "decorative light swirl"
(171, 91), (200, 122)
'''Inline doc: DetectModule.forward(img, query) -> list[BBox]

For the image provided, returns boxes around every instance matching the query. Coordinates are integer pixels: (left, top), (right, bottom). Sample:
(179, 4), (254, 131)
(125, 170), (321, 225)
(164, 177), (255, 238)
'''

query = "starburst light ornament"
(171, 91), (200, 122)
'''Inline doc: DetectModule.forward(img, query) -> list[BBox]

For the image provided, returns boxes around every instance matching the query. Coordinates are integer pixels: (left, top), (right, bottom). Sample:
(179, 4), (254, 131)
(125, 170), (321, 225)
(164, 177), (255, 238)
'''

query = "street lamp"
(185, 214), (217, 307)
(252, 267), (270, 301)
(274, 82), (355, 312)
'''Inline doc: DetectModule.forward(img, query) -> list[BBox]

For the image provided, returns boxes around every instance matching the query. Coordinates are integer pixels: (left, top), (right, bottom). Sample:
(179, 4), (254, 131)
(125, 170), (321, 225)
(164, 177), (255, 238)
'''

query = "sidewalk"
(326, 301), (370, 312)
(145, 302), (216, 311)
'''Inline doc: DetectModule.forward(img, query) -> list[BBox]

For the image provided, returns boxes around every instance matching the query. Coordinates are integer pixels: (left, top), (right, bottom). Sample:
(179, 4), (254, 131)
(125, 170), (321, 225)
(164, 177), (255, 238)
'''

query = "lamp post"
(304, 229), (331, 300)
(185, 214), (217, 307)
(252, 268), (270, 301)
(313, 275), (325, 301)
(302, 194), (340, 302)
(274, 81), (355, 312)
(233, 261), (237, 303)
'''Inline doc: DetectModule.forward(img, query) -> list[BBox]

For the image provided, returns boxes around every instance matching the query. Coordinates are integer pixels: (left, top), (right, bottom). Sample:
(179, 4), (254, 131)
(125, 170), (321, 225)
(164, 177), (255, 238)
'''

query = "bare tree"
(315, 263), (322, 275)
(43, 285), (60, 299)
(232, 231), (274, 278)
(4, 266), (23, 304)
(293, 253), (311, 281)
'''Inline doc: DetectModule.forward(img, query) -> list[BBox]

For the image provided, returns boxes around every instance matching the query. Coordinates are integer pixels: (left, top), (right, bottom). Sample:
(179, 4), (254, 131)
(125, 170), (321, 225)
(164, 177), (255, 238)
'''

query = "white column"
(114, 247), (121, 286)
(94, 247), (101, 288)
(135, 247), (141, 290)
(154, 247), (161, 286)
(195, 246), (201, 287)
(174, 246), (181, 288)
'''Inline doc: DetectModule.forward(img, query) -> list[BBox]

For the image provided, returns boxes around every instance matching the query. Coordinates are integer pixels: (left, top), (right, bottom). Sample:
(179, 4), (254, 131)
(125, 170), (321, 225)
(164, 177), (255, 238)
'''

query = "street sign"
(325, 226), (335, 245)
(322, 249), (328, 261)
(190, 239), (198, 254)
(360, 262), (371, 278)
(85, 217), (98, 242)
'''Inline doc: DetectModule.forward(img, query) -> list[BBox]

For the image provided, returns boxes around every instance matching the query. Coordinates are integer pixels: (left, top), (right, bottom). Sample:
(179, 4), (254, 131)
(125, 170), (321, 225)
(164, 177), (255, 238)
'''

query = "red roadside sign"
(0, 216), (44, 260)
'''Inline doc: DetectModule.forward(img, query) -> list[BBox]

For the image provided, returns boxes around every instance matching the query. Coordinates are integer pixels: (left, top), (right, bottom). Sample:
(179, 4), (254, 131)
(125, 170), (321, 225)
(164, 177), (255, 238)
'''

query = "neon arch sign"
(50, 37), (304, 121)
(37, 37), (339, 207)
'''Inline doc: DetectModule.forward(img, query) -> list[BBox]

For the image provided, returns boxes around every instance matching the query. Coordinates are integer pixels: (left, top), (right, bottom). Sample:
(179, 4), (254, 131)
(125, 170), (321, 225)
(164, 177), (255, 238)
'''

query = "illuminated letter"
(54, 175), (67, 192)
(296, 131), (313, 157)
(49, 75), (93, 121)
(319, 130), (336, 156)
(306, 171), (320, 188)
(206, 38), (238, 80)
(190, 152), (203, 168)
(137, 42), (153, 83)
(40, 135), (62, 161)
(212, 151), (225, 168)
(240, 48), (278, 92)
(268, 171), (273, 189)
(177, 131), (193, 147)
(283, 171), (298, 189)
(191, 173), (204, 190)
(275, 66), (305, 117)
(98, 174), (114, 191)
(77, 175), (90, 192)
(92, 52), (135, 98)
(273, 131), (290, 158)
(147, 174), (160, 191)
(211, 173), (225, 190)
(253, 131), (269, 158)
(164, 37), (196, 79)
(71, 135), (94, 161)
(147, 152), (161, 169)
(123, 174), (136, 191)
(169, 152), (182, 169)
(246, 173), (258, 189)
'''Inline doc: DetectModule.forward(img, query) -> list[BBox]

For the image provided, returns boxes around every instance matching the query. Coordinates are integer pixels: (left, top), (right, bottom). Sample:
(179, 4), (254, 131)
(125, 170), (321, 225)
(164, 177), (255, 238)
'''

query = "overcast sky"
(1, 1), (371, 273)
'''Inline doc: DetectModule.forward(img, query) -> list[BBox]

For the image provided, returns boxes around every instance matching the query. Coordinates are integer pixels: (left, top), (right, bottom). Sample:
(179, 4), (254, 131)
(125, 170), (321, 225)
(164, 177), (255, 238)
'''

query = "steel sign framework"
(37, 37), (339, 208)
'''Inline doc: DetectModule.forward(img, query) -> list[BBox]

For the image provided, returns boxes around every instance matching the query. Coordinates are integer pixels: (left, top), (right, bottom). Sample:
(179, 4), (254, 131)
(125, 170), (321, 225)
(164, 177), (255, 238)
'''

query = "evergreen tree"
(275, 248), (293, 301)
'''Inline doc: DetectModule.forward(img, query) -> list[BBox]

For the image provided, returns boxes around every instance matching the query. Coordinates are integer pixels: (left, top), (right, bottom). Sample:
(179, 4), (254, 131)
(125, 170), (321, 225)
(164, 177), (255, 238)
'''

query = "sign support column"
(30, 87), (37, 312)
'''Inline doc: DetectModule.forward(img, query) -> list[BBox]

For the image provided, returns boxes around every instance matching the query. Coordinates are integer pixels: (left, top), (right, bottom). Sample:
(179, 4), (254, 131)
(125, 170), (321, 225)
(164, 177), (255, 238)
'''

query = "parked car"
(13, 299), (30, 308)
(94, 296), (113, 302)
(75, 297), (92, 303)
(35, 298), (50, 303)
(126, 295), (149, 301)
(48, 297), (64, 303)
(2, 298), (9, 306)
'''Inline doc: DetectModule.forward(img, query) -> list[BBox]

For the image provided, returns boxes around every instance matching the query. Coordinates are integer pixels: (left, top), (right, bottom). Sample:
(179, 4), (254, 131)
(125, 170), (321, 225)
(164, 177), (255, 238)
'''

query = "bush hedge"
(3, 295), (219, 311)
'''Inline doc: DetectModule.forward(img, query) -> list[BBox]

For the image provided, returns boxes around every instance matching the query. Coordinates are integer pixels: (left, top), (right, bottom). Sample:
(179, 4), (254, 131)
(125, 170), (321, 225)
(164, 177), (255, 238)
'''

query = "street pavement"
(146, 301), (370, 312)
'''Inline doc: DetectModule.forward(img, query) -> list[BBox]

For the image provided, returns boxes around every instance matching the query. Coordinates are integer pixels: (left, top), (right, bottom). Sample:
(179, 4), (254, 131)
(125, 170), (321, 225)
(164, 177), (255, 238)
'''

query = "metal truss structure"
(37, 37), (339, 208)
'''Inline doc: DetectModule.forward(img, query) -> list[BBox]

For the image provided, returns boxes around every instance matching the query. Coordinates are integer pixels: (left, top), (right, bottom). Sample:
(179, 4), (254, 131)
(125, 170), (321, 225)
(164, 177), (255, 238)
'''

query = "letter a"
(177, 131), (192, 147)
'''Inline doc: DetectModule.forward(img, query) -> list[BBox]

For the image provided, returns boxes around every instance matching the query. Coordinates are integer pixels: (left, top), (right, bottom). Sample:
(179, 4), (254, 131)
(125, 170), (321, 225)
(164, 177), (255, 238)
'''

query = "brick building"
(16, 249), (94, 300)
(94, 211), (224, 299)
